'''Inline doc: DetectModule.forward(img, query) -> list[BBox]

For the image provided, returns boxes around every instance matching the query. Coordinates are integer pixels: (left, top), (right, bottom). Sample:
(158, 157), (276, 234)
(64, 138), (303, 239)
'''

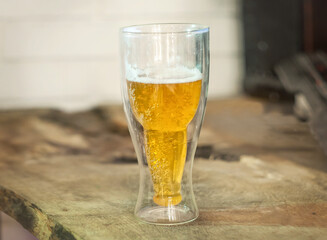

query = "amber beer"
(127, 68), (202, 206)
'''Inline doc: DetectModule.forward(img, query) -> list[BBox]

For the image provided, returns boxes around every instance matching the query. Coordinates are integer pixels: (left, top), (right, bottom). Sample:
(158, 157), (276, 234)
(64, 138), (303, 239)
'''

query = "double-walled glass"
(120, 23), (209, 225)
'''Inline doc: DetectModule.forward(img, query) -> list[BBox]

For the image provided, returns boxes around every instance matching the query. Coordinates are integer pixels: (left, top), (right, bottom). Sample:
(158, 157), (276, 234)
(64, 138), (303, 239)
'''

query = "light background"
(0, 0), (243, 111)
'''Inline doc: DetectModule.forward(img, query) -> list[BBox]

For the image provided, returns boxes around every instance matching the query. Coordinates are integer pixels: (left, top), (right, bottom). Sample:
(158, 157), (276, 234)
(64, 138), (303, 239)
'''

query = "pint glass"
(120, 23), (209, 225)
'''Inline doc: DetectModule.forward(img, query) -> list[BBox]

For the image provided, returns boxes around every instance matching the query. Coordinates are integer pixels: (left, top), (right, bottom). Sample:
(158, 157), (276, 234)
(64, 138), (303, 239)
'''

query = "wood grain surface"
(0, 98), (326, 240)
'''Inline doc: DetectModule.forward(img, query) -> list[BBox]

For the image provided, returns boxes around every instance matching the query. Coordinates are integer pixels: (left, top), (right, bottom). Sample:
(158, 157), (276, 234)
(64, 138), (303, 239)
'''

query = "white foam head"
(126, 65), (202, 84)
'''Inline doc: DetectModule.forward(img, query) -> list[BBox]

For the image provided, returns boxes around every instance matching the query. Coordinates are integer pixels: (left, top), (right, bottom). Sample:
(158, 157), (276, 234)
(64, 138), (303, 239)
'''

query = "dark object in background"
(303, 0), (327, 53)
(242, 0), (327, 156)
(242, 0), (303, 97)
(242, 0), (327, 97)
(275, 52), (327, 155)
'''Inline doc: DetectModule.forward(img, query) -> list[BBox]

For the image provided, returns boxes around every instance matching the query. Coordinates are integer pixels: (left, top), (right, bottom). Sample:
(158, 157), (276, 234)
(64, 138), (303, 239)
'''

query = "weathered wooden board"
(0, 98), (326, 240)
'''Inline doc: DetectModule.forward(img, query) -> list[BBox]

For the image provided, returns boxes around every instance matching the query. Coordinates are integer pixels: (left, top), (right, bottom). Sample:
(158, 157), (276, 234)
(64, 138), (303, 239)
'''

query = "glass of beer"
(120, 23), (209, 225)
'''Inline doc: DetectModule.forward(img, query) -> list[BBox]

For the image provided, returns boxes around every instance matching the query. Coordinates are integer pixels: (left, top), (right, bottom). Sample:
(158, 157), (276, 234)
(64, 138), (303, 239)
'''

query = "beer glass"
(120, 23), (209, 225)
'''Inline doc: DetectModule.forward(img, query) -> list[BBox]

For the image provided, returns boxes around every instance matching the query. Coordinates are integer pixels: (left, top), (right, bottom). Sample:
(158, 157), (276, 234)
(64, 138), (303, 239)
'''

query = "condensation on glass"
(120, 23), (209, 225)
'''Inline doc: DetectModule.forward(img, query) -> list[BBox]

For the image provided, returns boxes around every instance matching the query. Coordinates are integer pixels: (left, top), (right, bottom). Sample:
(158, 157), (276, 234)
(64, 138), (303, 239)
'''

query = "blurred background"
(0, 0), (243, 111)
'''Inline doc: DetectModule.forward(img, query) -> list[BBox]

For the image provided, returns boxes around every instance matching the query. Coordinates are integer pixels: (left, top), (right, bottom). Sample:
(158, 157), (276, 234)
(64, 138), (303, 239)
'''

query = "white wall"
(0, 0), (243, 111)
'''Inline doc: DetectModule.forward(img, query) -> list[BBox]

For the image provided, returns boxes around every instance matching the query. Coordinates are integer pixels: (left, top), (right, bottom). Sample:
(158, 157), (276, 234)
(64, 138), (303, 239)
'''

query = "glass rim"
(120, 23), (209, 35)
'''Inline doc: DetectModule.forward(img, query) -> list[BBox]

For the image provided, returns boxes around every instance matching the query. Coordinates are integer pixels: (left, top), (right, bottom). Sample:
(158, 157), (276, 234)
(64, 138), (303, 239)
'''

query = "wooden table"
(0, 98), (326, 240)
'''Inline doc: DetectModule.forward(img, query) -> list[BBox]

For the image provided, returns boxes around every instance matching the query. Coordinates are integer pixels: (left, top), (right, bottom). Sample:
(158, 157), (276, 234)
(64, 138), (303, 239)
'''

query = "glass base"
(135, 205), (198, 225)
